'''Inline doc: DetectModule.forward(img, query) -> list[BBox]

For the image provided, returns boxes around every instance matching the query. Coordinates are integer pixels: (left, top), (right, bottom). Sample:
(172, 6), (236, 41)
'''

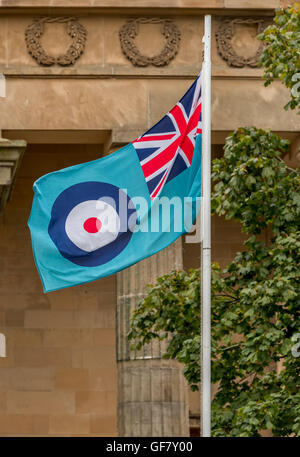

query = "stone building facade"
(0, 0), (298, 436)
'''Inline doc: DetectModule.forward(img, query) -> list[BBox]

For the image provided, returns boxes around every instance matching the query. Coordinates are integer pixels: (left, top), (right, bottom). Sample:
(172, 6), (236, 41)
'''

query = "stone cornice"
(0, 1), (281, 8)
(0, 0), (280, 17)
(0, 67), (263, 79)
(0, 138), (26, 214)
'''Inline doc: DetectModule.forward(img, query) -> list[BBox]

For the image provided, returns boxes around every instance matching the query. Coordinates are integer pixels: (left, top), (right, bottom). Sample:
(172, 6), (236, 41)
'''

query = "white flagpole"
(201, 15), (212, 438)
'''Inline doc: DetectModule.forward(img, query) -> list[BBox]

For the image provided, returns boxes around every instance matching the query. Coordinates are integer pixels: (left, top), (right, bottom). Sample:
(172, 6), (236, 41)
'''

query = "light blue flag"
(28, 76), (202, 292)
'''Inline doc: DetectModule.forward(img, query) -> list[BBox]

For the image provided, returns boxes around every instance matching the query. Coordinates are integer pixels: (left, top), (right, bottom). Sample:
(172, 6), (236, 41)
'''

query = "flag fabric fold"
(28, 74), (202, 292)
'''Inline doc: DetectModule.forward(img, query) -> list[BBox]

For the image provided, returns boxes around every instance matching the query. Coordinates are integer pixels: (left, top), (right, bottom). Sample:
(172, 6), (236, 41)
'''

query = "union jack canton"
(132, 74), (202, 201)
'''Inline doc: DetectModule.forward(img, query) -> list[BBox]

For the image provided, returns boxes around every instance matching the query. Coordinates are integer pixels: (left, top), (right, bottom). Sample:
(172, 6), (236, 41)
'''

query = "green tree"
(128, 127), (300, 436)
(211, 127), (300, 436)
(128, 4), (300, 436)
(258, 2), (300, 111)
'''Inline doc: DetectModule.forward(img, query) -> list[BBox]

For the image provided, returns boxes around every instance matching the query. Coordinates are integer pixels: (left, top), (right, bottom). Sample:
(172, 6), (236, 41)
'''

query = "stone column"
(116, 238), (190, 437)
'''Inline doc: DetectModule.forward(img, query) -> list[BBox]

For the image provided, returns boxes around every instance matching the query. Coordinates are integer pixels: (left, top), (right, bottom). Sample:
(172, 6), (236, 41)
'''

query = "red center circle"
(83, 217), (102, 233)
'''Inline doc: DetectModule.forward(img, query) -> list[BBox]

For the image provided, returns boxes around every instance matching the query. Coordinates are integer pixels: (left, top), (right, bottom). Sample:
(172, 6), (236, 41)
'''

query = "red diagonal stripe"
(151, 170), (169, 200)
(169, 104), (188, 134)
(134, 133), (176, 143)
(180, 135), (195, 164)
(142, 136), (181, 178)
(187, 103), (202, 133)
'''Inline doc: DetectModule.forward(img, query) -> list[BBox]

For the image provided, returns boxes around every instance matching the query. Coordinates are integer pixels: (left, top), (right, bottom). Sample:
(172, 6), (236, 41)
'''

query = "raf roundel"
(48, 182), (137, 267)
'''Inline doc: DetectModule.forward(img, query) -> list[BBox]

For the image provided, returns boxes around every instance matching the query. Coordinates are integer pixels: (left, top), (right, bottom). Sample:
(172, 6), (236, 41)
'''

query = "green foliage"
(210, 127), (300, 436)
(258, 3), (300, 111)
(212, 127), (292, 234)
(128, 127), (300, 436)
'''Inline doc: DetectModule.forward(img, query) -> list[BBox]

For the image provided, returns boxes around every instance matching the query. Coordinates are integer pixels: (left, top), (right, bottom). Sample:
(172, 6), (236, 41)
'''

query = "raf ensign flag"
(28, 75), (202, 292)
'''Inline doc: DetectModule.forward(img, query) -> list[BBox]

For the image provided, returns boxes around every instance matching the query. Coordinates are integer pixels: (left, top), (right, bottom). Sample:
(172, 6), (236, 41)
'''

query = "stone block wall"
(0, 144), (118, 436)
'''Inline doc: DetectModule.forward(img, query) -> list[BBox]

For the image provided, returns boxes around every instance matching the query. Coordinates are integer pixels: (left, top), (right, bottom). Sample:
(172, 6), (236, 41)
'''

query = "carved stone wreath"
(215, 18), (266, 68)
(119, 18), (181, 67)
(25, 17), (87, 67)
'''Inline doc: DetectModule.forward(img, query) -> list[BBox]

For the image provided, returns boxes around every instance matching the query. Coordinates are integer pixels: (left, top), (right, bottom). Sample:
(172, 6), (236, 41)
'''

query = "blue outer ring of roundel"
(48, 181), (137, 267)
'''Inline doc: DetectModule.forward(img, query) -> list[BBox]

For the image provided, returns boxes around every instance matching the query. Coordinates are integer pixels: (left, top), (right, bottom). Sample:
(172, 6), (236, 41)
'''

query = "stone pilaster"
(116, 238), (190, 436)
